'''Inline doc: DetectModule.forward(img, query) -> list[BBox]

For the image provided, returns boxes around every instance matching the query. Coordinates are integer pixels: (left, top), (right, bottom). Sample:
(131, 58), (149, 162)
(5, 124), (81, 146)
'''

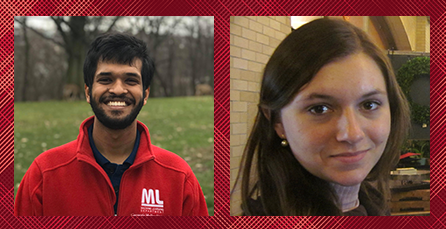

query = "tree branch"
(50, 16), (70, 48)
(58, 17), (74, 31)
(87, 17), (104, 43)
(87, 16), (122, 45)
(14, 18), (66, 49)
(166, 17), (183, 34)
(106, 16), (122, 33)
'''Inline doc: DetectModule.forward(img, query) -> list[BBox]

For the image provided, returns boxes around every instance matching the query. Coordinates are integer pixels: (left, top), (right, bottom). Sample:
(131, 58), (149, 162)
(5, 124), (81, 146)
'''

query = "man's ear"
(143, 87), (150, 105)
(85, 84), (90, 104)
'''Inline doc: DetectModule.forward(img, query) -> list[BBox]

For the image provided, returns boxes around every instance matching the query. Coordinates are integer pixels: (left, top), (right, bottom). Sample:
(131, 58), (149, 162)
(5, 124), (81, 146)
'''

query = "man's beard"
(90, 94), (144, 130)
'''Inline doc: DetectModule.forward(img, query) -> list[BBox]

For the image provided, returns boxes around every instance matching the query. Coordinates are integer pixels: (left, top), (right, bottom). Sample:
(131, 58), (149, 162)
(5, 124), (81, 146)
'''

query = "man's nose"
(336, 108), (365, 144)
(109, 80), (128, 95)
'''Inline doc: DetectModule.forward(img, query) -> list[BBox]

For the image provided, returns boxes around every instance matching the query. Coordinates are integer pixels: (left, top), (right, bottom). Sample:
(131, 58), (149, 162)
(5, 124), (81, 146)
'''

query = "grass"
(14, 96), (214, 216)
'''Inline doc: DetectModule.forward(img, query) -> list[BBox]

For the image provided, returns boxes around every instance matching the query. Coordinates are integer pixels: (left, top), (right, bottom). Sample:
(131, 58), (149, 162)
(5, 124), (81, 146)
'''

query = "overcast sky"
(14, 16), (214, 37)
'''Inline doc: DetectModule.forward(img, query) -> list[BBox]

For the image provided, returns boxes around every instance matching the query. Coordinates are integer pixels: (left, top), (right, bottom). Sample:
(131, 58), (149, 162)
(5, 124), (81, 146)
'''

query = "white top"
(330, 183), (360, 212)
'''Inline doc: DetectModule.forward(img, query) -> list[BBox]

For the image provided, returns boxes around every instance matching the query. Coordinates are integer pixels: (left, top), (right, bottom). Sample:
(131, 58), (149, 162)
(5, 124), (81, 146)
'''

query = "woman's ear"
(262, 107), (285, 138)
(274, 122), (285, 139)
(261, 107), (271, 121)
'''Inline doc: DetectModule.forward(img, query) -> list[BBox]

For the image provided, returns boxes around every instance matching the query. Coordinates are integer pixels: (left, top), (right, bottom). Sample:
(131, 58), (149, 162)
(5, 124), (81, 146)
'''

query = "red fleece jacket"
(15, 116), (209, 216)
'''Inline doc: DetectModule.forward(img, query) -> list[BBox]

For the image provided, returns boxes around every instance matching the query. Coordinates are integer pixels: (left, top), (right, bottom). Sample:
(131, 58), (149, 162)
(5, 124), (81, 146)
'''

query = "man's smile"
(100, 96), (135, 109)
(102, 98), (134, 112)
(107, 101), (128, 107)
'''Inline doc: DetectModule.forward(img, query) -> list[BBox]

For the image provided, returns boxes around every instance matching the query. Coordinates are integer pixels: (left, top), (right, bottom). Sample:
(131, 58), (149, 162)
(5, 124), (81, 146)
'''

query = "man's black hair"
(83, 33), (155, 93)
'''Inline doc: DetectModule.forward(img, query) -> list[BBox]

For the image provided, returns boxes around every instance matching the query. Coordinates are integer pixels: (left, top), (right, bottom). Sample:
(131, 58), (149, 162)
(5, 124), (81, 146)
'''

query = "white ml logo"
(141, 188), (164, 207)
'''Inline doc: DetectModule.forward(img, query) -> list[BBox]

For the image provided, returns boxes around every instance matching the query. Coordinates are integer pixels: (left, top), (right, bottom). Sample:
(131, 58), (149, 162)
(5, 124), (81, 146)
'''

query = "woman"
(233, 19), (410, 216)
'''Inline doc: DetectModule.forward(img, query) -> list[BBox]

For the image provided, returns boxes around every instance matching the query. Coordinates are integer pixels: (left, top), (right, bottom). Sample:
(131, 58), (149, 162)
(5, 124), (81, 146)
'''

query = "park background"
(13, 16), (214, 216)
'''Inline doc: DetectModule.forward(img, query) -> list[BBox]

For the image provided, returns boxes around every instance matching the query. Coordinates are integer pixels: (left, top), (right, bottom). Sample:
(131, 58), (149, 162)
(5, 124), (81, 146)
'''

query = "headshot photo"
(14, 16), (214, 216)
(230, 16), (430, 216)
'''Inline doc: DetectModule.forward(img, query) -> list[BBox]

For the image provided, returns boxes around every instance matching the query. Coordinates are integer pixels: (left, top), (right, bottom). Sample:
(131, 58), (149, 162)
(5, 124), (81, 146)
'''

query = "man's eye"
(126, 79), (139, 84)
(308, 105), (331, 115)
(98, 78), (111, 83)
(362, 101), (380, 111)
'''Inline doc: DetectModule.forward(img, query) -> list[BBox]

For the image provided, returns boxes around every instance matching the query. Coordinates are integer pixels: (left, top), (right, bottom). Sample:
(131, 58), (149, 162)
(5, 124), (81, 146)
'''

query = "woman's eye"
(308, 105), (331, 115)
(362, 101), (380, 111)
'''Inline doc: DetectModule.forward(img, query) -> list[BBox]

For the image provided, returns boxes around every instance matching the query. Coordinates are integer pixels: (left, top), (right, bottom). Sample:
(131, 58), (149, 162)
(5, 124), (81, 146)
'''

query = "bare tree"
(14, 25), (66, 101)
(18, 17), (30, 101)
(186, 17), (200, 95)
(165, 37), (176, 96)
(205, 21), (214, 89)
(128, 17), (184, 97)
(14, 16), (214, 100)
(15, 16), (122, 94)
(184, 17), (215, 95)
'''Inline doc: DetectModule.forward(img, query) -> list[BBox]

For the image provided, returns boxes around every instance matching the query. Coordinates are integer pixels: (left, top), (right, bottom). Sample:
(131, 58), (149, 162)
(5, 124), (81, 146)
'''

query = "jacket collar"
(76, 116), (155, 166)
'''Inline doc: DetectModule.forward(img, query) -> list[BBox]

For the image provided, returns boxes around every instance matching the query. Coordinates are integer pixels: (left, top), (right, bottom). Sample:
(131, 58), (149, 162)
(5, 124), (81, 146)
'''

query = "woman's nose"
(336, 108), (365, 144)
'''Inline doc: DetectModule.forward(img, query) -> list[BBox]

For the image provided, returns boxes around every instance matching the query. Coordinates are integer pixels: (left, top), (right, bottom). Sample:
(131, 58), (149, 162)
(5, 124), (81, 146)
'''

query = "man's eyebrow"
(96, 72), (141, 77)
(97, 72), (112, 76)
(125, 72), (140, 77)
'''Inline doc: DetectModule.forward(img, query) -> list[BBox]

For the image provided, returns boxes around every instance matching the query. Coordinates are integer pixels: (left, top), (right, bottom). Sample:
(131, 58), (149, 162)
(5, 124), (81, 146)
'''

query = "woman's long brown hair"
(233, 18), (410, 216)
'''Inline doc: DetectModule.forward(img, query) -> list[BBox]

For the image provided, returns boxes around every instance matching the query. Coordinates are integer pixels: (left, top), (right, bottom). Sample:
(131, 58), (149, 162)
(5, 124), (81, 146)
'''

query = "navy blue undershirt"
(88, 124), (140, 215)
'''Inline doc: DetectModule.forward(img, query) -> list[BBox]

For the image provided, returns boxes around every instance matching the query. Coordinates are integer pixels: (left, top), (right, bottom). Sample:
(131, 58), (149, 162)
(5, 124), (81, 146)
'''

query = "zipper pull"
(114, 214), (117, 216)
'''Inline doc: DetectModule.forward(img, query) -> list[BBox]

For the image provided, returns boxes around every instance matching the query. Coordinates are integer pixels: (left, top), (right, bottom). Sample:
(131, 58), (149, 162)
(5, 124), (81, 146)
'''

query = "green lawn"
(14, 96), (214, 216)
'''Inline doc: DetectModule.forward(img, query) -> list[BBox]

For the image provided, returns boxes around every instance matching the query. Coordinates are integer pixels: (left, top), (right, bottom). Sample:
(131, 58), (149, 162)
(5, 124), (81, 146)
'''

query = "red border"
(1, 0), (445, 228)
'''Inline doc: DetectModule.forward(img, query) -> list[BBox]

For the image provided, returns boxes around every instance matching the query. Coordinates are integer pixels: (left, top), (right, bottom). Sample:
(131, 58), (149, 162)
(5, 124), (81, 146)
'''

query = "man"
(15, 33), (209, 216)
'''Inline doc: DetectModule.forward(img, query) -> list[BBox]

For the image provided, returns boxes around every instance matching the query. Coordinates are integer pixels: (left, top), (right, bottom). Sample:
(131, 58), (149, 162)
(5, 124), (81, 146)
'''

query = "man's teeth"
(107, 101), (127, 106)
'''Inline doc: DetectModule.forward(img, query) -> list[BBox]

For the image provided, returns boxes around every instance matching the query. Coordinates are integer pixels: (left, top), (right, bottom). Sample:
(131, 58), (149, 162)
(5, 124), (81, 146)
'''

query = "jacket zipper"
(79, 153), (154, 216)
(115, 158), (154, 216)
(78, 156), (117, 216)
(116, 167), (134, 216)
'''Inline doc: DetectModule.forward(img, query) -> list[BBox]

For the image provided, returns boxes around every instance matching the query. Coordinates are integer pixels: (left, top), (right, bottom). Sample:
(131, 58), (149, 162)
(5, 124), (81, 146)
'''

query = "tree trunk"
(65, 17), (87, 92)
(65, 43), (86, 90)
(22, 17), (30, 101)
(167, 38), (175, 96)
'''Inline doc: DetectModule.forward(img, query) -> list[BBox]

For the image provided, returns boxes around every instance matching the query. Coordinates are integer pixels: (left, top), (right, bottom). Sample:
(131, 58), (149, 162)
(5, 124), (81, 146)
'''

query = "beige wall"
(399, 16), (430, 52)
(230, 16), (291, 216)
(416, 16), (430, 52)
(332, 16), (430, 52)
(401, 16), (417, 51)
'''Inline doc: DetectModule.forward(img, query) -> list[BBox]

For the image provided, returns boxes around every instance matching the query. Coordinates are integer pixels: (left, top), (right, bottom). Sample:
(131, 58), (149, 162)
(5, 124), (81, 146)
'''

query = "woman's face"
(275, 53), (391, 186)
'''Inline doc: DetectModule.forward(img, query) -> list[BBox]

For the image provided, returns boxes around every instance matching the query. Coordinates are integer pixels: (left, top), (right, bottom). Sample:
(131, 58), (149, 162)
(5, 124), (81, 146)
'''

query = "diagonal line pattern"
(0, 0), (445, 228)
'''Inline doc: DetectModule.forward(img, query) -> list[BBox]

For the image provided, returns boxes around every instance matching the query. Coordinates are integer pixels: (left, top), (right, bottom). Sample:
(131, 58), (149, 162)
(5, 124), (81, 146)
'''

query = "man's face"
(86, 59), (149, 130)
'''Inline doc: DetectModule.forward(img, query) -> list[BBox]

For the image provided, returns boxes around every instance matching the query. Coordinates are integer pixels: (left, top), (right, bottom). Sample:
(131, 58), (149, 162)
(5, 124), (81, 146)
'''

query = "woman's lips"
(330, 150), (368, 163)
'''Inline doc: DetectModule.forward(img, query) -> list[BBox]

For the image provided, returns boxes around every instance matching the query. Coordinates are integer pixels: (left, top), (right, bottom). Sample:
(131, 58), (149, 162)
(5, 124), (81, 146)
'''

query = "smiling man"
(15, 33), (208, 216)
